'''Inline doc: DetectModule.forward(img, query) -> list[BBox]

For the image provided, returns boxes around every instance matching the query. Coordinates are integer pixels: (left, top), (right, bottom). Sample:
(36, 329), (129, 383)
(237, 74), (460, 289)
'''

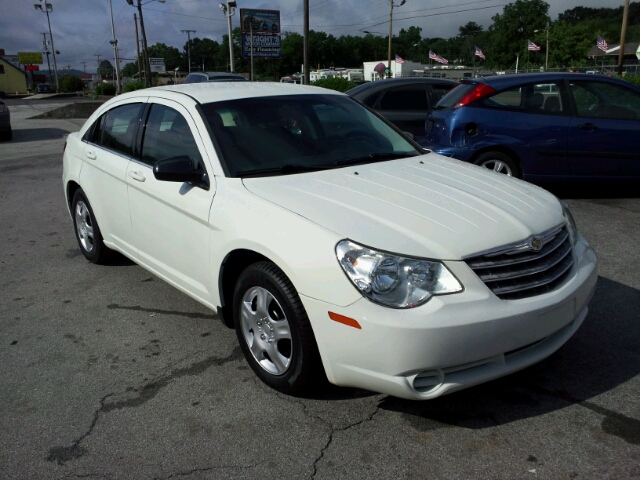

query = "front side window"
(99, 103), (143, 156)
(569, 81), (640, 120)
(200, 94), (420, 177)
(140, 104), (203, 168)
(483, 83), (564, 115)
(379, 86), (428, 111)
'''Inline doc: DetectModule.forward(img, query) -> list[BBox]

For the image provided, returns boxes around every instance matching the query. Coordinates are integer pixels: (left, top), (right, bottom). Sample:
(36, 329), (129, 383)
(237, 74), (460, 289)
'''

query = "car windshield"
(200, 94), (421, 177)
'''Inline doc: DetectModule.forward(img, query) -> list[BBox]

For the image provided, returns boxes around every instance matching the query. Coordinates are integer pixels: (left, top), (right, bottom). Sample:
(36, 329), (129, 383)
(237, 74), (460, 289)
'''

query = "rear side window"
(379, 86), (428, 111)
(482, 83), (564, 115)
(431, 84), (455, 102)
(435, 83), (476, 109)
(362, 90), (383, 108)
(184, 74), (204, 84)
(99, 103), (143, 156)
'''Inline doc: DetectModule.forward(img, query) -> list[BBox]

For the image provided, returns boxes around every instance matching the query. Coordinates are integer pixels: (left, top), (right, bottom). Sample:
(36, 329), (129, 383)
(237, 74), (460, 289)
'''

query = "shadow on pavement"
(377, 277), (640, 442)
(8, 127), (70, 144)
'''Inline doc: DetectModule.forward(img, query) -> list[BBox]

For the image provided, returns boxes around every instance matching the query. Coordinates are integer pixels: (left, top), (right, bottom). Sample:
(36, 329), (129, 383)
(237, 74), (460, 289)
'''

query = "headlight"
(561, 201), (578, 245)
(336, 240), (463, 308)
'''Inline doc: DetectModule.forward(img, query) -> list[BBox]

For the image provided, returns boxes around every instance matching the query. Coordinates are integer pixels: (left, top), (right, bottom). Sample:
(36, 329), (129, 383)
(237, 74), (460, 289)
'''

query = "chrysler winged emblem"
(529, 236), (543, 251)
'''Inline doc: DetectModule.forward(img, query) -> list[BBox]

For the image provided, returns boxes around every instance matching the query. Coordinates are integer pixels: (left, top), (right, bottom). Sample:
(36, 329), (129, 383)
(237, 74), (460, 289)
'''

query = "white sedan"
(62, 83), (598, 400)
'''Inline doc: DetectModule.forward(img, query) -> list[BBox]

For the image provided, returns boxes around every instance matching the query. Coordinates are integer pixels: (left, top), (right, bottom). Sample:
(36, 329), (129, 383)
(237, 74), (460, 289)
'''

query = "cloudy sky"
(0, 0), (627, 72)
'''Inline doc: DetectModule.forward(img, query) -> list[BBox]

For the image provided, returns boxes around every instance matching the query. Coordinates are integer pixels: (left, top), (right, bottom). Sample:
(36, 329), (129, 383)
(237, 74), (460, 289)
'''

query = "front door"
(126, 99), (216, 302)
(567, 78), (640, 177)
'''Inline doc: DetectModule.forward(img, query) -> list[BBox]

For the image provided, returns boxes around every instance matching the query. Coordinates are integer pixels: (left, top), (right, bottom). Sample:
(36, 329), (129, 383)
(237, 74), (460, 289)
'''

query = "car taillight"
(453, 83), (496, 109)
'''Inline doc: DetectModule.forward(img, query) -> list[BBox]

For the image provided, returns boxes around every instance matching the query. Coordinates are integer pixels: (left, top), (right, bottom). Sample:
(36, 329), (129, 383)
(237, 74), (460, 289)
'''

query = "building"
(363, 59), (422, 81)
(309, 68), (364, 83)
(0, 52), (28, 95)
(587, 42), (639, 72)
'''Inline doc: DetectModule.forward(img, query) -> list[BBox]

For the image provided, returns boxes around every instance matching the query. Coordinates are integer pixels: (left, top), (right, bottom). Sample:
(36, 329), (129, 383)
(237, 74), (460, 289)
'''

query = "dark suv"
(183, 72), (247, 84)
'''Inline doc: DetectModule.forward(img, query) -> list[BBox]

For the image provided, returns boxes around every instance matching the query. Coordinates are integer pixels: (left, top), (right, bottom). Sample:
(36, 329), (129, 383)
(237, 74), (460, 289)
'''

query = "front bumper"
(302, 234), (598, 400)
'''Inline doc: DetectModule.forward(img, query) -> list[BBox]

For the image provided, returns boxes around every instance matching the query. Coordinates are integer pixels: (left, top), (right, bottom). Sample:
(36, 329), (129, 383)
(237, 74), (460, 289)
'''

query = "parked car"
(36, 83), (53, 93)
(62, 83), (597, 400)
(0, 98), (11, 141)
(420, 73), (640, 181)
(183, 72), (247, 84)
(346, 77), (458, 137)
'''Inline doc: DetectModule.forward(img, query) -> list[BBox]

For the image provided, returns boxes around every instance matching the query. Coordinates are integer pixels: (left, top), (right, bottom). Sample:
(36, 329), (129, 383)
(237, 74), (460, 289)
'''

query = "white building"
(363, 59), (423, 81)
(309, 68), (364, 83)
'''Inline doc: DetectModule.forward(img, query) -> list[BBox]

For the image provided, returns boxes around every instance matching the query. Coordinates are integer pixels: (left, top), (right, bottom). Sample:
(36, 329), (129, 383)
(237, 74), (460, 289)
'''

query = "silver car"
(0, 99), (10, 141)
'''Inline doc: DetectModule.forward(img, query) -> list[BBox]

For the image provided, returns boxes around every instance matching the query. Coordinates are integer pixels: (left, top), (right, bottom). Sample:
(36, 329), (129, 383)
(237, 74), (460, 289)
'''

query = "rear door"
(566, 78), (640, 177)
(376, 84), (430, 136)
(126, 98), (216, 301)
(80, 101), (145, 257)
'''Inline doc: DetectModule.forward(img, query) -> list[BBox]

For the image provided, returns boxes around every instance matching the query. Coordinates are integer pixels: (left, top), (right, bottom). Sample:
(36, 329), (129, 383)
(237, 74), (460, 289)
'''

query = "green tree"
(121, 62), (138, 78)
(147, 42), (183, 71)
(97, 60), (114, 78)
(59, 74), (84, 92)
(488, 0), (551, 68)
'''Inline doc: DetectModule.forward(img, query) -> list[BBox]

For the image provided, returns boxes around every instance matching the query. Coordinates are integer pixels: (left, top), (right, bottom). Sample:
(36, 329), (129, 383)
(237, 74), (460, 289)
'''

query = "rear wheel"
(233, 261), (323, 394)
(474, 151), (520, 178)
(0, 129), (11, 141)
(71, 189), (112, 264)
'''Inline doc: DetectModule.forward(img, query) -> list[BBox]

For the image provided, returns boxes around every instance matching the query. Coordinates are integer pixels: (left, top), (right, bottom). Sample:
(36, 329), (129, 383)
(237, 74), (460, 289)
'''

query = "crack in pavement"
(45, 346), (243, 465)
(157, 463), (262, 479)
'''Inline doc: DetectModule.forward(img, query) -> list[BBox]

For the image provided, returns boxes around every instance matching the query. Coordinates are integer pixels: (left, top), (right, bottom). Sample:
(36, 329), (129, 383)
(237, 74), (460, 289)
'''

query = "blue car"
(420, 73), (640, 182)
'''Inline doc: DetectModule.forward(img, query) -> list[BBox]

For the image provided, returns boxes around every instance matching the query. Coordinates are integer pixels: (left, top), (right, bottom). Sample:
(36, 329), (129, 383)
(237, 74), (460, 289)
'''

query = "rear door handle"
(128, 170), (146, 182)
(578, 123), (598, 131)
(85, 150), (97, 160)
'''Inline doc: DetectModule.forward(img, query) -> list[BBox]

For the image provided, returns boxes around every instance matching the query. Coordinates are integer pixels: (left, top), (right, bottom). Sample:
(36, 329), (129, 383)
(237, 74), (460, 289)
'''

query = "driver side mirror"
(153, 156), (209, 189)
(402, 131), (415, 141)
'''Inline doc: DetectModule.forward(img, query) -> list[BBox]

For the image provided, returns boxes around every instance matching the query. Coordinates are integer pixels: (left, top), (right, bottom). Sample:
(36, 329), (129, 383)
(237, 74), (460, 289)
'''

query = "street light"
(534, 22), (550, 71)
(126, 0), (165, 88)
(219, 1), (237, 73)
(387, 0), (406, 78)
(34, 2), (59, 92)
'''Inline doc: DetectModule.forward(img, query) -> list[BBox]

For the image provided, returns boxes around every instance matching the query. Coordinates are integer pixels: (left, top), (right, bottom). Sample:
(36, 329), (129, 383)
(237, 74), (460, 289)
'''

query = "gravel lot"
(1, 99), (639, 479)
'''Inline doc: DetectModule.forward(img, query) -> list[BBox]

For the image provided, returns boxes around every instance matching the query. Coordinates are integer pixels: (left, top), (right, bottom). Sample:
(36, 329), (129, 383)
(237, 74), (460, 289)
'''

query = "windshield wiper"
(333, 152), (418, 167)
(235, 163), (334, 178)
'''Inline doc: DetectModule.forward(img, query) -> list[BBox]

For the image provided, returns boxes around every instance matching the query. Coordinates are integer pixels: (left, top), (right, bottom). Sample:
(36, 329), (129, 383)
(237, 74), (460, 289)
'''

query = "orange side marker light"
(328, 311), (362, 330)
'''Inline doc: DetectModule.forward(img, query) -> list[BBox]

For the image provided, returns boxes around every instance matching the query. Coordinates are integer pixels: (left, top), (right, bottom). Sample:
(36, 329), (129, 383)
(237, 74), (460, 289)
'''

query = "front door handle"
(578, 123), (598, 131)
(128, 170), (146, 182)
(85, 150), (97, 160)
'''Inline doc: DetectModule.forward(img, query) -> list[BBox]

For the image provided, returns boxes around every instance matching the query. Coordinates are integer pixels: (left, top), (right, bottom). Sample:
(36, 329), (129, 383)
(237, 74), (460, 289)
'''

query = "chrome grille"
(464, 225), (574, 300)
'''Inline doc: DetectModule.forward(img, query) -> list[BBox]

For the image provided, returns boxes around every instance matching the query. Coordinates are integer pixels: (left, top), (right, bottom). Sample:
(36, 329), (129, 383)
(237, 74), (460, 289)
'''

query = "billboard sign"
(25, 65), (40, 71)
(18, 52), (43, 64)
(242, 34), (282, 59)
(149, 57), (166, 73)
(240, 9), (281, 34)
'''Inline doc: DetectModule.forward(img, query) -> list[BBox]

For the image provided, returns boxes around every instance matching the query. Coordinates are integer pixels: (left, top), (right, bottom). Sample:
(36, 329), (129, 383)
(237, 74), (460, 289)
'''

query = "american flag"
(429, 50), (448, 64)
(597, 36), (608, 52)
(528, 40), (541, 51)
(395, 54), (405, 64)
(475, 46), (485, 60)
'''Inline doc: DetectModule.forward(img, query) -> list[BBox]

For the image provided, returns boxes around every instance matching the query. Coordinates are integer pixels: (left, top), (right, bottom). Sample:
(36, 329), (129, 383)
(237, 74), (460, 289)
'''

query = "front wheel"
(233, 262), (323, 394)
(473, 151), (520, 178)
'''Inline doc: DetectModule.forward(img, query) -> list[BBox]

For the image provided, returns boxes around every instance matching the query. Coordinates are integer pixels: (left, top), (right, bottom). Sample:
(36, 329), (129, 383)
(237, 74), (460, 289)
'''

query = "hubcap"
(240, 286), (293, 376)
(481, 159), (513, 176)
(75, 201), (95, 252)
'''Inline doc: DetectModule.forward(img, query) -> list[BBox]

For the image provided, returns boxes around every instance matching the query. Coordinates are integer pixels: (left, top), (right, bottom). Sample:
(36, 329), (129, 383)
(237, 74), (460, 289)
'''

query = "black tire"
(0, 129), (10, 141)
(233, 261), (324, 394)
(71, 188), (112, 264)
(473, 151), (521, 178)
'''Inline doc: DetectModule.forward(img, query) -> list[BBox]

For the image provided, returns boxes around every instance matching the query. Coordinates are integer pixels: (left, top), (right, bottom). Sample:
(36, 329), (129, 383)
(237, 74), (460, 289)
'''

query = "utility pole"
(94, 54), (102, 78)
(618, 0), (631, 76)
(108, 0), (121, 94)
(134, 14), (143, 85)
(545, 21), (550, 71)
(387, 0), (406, 78)
(81, 61), (87, 72)
(134, 0), (152, 87)
(181, 30), (196, 73)
(41, 32), (53, 83)
(303, 0), (309, 84)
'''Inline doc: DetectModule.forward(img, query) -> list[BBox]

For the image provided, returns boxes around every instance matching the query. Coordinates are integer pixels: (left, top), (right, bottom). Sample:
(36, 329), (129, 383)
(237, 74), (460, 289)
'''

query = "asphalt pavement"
(0, 99), (639, 479)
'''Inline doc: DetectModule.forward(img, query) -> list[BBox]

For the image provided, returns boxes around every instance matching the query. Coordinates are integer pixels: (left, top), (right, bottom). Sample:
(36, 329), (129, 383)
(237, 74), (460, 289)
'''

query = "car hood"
(241, 154), (564, 260)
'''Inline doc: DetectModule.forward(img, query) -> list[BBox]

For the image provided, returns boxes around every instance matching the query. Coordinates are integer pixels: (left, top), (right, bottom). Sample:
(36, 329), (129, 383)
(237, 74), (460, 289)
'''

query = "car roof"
(187, 71), (247, 80)
(136, 82), (344, 104)
(472, 72), (633, 90)
(346, 77), (458, 97)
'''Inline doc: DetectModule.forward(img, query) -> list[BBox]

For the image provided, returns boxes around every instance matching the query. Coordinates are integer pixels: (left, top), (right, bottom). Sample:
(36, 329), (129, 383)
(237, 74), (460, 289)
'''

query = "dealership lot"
(1, 101), (639, 478)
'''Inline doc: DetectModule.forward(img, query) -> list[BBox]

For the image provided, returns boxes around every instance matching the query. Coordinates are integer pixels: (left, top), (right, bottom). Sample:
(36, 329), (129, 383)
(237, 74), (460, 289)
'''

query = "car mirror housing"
(153, 156), (209, 189)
